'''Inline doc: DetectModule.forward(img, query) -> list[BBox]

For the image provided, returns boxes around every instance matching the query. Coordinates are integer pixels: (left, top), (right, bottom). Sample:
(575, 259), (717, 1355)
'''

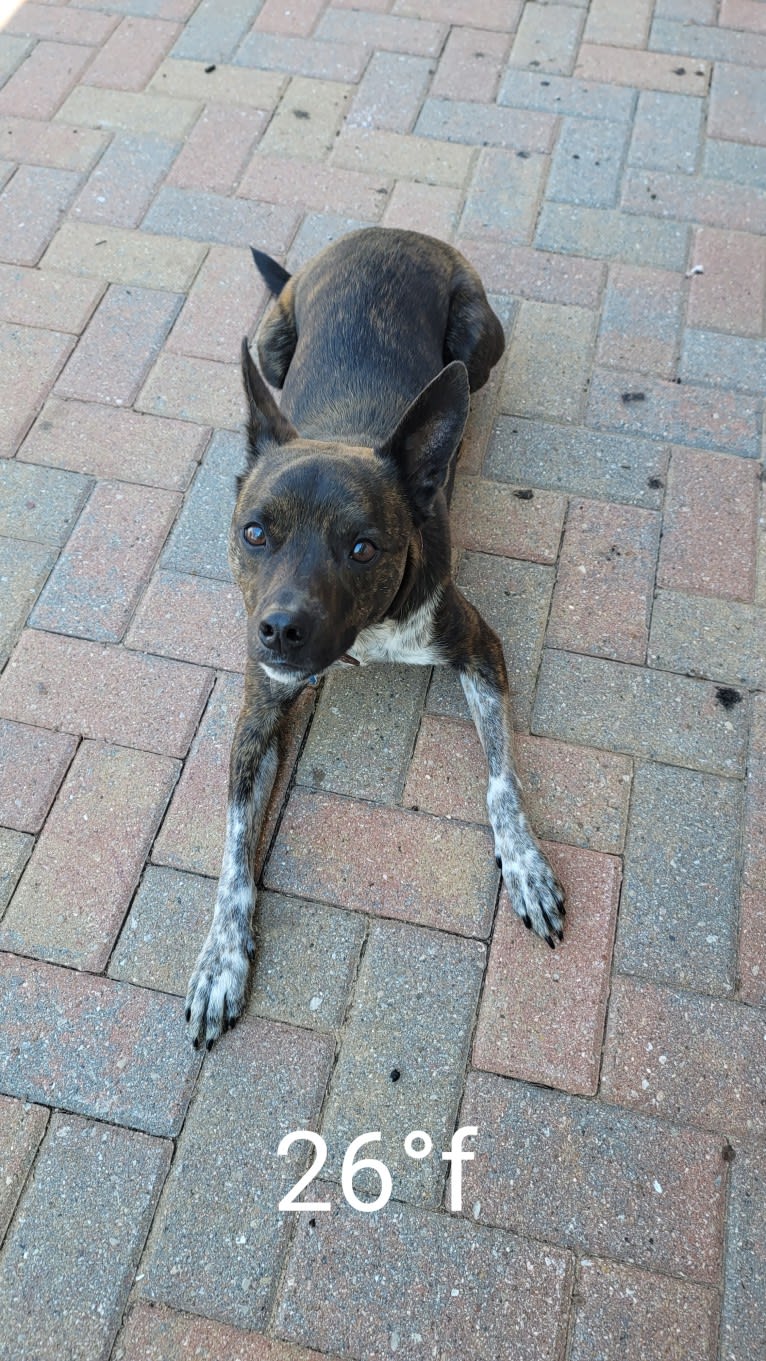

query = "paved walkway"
(0, 1), (765, 1358)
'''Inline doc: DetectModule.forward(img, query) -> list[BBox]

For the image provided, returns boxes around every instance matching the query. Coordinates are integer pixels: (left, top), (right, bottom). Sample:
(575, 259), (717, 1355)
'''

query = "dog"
(185, 227), (565, 1049)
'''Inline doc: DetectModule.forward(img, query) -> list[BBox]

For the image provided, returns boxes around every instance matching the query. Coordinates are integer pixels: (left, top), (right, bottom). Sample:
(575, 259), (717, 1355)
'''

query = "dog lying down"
(185, 226), (565, 1049)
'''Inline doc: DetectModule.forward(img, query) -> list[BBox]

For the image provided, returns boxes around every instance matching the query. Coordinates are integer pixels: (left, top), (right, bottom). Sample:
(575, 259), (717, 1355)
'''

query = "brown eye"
(244, 522), (266, 548)
(351, 539), (377, 564)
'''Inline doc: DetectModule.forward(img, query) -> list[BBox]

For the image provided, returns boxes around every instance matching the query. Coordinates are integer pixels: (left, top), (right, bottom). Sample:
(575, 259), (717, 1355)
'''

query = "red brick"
(0, 1095), (49, 1240)
(238, 153), (388, 218)
(0, 322), (73, 456)
(5, 4), (118, 44)
(83, 16), (180, 91)
(461, 1071), (726, 1281)
(709, 60), (766, 146)
(0, 955), (199, 1134)
(254, 0), (326, 36)
(167, 104), (267, 194)
(382, 179), (461, 238)
(584, 0), (653, 47)
(126, 570), (247, 671)
(31, 480), (181, 642)
(153, 676), (315, 879)
(575, 43), (711, 94)
(20, 396), (206, 489)
(0, 164), (80, 265)
(548, 499), (660, 663)
(0, 719), (77, 832)
(457, 239), (605, 306)
(0, 263), (103, 332)
(118, 1302), (339, 1361)
(601, 975), (766, 1138)
(473, 842), (621, 1094)
(431, 26), (509, 102)
(0, 116), (107, 171)
(720, 0), (766, 32)
(136, 352), (244, 430)
(0, 741), (178, 969)
(265, 788), (499, 936)
(687, 227), (766, 336)
(739, 889), (766, 1007)
(0, 630), (212, 756)
(167, 245), (267, 362)
(451, 477), (566, 563)
(316, 9), (446, 57)
(0, 41), (92, 120)
(404, 717), (632, 854)
(658, 448), (759, 602)
(55, 283), (182, 406)
(347, 50), (432, 134)
(570, 1259), (718, 1361)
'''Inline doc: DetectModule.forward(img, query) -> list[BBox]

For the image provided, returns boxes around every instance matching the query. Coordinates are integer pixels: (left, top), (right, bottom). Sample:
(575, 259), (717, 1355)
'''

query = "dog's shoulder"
(347, 592), (443, 667)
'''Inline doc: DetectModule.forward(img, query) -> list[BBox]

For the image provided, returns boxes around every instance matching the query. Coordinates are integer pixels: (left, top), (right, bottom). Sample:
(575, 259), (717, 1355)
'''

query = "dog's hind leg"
(185, 666), (298, 1048)
(437, 584), (565, 947)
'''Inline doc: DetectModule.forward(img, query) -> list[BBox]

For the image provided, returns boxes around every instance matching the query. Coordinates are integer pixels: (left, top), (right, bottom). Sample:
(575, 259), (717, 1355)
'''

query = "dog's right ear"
(240, 338), (297, 472)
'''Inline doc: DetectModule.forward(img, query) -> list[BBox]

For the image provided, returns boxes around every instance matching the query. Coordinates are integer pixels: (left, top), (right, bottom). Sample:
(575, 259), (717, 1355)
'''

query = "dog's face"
(232, 341), (469, 682)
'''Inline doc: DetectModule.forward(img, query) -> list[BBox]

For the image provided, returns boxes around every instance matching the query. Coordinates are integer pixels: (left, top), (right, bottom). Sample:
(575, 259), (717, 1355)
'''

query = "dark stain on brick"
(716, 687), (742, 710)
(204, 64), (216, 73)
(673, 66), (687, 75)
(293, 109), (311, 120)
(390, 1068), (401, 1083)
(722, 1142), (736, 1163)
(647, 476), (664, 489)
(513, 488), (534, 500)
(516, 150), (531, 158)
(621, 391), (646, 403)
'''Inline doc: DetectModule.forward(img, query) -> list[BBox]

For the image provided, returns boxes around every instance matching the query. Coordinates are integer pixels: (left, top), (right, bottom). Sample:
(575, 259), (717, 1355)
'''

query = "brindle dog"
(186, 227), (565, 1049)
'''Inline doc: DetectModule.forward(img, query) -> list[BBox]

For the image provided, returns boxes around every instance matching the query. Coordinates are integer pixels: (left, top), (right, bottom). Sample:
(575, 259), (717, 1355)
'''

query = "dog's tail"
(251, 246), (291, 297)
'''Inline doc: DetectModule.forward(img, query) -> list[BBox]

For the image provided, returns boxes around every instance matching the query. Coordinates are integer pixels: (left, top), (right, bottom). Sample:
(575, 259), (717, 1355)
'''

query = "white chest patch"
(347, 593), (442, 667)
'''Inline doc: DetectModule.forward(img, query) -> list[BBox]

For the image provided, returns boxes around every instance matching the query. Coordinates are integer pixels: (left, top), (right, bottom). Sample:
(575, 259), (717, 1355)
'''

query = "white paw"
(185, 930), (254, 1049)
(496, 840), (565, 949)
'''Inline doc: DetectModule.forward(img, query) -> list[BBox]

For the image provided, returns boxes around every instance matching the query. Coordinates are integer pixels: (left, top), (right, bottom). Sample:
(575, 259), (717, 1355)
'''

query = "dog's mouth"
(259, 649), (359, 688)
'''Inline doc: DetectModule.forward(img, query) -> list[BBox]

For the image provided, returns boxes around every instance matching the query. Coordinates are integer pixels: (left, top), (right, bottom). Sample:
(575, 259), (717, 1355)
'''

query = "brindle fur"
(186, 227), (565, 1049)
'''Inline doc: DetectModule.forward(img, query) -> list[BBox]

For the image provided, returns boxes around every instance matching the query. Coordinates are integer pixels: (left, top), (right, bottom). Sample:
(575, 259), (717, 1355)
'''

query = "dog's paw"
(185, 930), (254, 1049)
(496, 840), (565, 949)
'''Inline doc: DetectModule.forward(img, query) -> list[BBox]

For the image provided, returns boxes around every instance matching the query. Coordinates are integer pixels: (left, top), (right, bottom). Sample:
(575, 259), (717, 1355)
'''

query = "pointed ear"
(377, 362), (470, 523)
(241, 337), (297, 465)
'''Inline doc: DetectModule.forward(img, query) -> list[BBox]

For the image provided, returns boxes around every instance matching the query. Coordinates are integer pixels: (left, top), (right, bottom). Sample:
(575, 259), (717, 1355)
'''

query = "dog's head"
(230, 340), (469, 682)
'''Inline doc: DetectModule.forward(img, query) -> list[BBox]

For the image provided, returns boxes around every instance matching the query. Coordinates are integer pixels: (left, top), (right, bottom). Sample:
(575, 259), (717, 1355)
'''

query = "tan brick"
(0, 115), (107, 171)
(149, 57), (285, 108)
(501, 301), (597, 423)
(576, 44), (711, 94)
(0, 164), (80, 266)
(509, 2), (584, 75)
(584, 0), (654, 48)
(166, 245), (266, 362)
(83, 16), (180, 91)
(0, 263), (103, 332)
(473, 842), (621, 1094)
(4, 4), (117, 44)
(0, 741), (178, 970)
(255, 0), (327, 35)
(54, 283), (182, 406)
(118, 1302), (337, 1361)
(451, 477), (566, 563)
(431, 26), (509, 103)
(382, 179), (461, 238)
(0, 1096), (49, 1241)
(0, 630), (212, 757)
(332, 127), (474, 187)
(260, 76), (353, 160)
(41, 222), (206, 289)
(20, 397), (205, 489)
(687, 228), (766, 336)
(55, 85), (201, 139)
(136, 352), (244, 429)
(0, 719), (77, 833)
(395, 0), (520, 27)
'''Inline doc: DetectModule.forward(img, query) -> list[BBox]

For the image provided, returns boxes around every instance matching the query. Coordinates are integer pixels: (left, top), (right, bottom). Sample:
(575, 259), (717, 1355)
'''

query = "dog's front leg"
(185, 667), (291, 1048)
(443, 587), (566, 947)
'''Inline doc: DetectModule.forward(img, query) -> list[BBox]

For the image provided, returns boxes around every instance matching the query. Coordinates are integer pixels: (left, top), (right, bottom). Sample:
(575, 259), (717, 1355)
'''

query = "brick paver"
(1, 3), (764, 1357)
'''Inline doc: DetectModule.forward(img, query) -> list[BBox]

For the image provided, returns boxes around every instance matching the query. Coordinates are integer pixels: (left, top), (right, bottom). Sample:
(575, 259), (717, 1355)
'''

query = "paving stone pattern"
(0, 3), (763, 1358)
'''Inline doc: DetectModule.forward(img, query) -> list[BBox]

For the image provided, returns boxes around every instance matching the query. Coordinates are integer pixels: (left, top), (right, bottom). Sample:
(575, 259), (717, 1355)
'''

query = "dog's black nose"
(258, 610), (308, 654)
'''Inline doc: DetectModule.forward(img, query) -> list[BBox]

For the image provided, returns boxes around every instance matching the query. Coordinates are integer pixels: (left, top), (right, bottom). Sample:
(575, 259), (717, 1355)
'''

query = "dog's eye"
(243, 522), (266, 548)
(350, 539), (378, 564)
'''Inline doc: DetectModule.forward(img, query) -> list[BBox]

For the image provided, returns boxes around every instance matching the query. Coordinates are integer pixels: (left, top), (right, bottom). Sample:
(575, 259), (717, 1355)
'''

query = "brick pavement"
(0, 2), (763, 1358)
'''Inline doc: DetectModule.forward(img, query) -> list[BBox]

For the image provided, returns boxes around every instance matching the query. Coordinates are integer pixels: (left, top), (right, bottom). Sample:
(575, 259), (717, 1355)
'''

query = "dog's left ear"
(241, 337), (297, 466)
(377, 361), (470, 524)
